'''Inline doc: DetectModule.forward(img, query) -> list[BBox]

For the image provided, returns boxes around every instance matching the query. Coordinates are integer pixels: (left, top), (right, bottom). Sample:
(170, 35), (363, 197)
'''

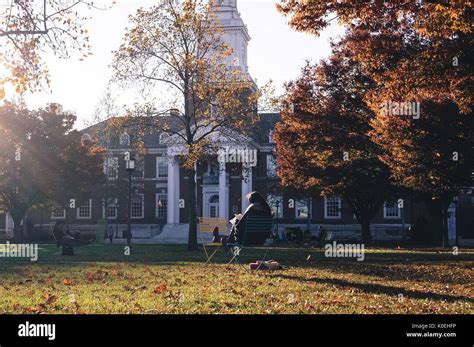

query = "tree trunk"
(12, 214), (23, 243)
(187, 168), (198, 251)
(360, 218), (372, 245)
(441, 200), (451, 248)
(426, 198), (445, 247)
(22, 211), (29, 240)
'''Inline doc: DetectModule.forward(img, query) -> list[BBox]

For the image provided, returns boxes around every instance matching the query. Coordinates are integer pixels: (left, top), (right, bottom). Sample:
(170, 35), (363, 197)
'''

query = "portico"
(165, 154), (255, 225)
(165, 133), (258, 227)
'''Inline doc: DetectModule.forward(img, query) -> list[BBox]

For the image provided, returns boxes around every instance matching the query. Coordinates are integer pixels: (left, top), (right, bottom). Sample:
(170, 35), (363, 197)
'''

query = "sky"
(9, 0), (345, 128)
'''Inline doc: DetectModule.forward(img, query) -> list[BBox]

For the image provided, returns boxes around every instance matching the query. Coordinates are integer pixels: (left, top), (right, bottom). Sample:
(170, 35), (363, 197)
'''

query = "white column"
(6, 213), (14, 237)
(167, 157), (180, 224)
(241, 163), (253, 212)
(219, 160), (228, 221)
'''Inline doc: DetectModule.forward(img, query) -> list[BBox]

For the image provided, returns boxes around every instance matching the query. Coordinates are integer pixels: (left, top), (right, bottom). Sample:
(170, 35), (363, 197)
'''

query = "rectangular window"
(77, 199), (92, 219)
(266, 155), (277, 177)
(131, 194), (144, 219)
(324, 197), (341, 219)
(51, 207), (66, 219)
(132, 159), (145, 179)
(267, 194), (283, 219)
(156, 157), (168, 178)
(384, 201), (401, 219)
(105, 157), (118, 179)
(156, 194), (167, 219)
(295, 199), (309, 219)
(103, 198), (118, 219)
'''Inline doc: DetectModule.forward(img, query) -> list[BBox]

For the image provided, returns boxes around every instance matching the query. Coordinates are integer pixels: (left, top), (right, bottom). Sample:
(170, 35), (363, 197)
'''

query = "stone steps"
(153, 224), (213, 244)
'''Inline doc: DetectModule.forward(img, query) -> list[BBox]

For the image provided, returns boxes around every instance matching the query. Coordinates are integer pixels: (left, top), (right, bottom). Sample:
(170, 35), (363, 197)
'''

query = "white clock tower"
(212, 0), (251, 76)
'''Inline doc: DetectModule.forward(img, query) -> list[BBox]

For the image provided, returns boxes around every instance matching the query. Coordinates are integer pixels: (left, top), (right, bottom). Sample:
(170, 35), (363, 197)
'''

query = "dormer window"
(119, 132), (131, 146)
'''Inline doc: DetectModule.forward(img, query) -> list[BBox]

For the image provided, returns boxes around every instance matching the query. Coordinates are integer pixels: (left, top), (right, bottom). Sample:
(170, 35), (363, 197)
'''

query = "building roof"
(81, 113), (281, 151)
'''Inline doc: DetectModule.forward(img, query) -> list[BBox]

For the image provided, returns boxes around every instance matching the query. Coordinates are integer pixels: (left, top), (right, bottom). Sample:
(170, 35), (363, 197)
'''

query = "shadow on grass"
(1, 244), (472, 288)
(269, 274), (474, 304)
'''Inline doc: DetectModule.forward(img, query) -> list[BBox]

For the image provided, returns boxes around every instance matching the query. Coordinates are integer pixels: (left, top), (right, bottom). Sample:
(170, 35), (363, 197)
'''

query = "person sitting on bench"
(211, 226), (226, 244)
(52, 221), (95, 255)
(226, 191), (272, 246)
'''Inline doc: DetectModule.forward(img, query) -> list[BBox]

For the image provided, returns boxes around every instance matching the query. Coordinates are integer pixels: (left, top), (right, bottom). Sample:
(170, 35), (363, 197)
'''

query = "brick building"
(1, 0), (472, 244)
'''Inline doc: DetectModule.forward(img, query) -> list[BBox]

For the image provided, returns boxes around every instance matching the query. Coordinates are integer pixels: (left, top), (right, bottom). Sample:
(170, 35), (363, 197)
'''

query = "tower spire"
(212, 0), (250, 74)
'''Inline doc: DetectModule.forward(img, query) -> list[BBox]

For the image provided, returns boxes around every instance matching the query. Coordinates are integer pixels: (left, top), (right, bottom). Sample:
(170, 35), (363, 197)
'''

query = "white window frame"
(295, 199), (309, 220)
(51, 207), (66, 220)
(76, 199), (92, 220)
(324, 197), (341, 219)
(102, 198), (118, 220)
(155, 193), (167, 219)
(131, 194), (144, 219)
(266, 154), (277, 177)
(105, 157), (119, 179)
(209, 194), (220, 219)
(156, 157), (168, 179)
(132, 159), (145, 179)
(267, 194), (283, 219)
(383, 201), (401, 219)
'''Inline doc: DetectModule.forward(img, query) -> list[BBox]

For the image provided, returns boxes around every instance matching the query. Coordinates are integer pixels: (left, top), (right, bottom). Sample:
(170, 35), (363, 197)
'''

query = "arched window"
(119, 132), (130, 146)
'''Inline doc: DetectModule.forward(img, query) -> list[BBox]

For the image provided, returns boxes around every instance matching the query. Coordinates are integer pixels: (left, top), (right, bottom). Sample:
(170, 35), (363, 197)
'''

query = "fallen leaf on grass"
(43, 293), (57, 305)
(26, 306), (42, 314)
(63, 279), (73, 286)
(153, 284), (167, 294)
(85, 272), (95, 283)
(144, 267), (155, 276)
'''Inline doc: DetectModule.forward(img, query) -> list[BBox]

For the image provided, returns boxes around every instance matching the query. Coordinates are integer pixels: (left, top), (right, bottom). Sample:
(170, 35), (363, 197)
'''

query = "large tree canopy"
(277, 0), (474, 246)
(0, 102), (105, 241)
(0, 0), (112, 98)
(274, 41), (396, 243)
(277, 0), (473, 115)
(112, 0), (260, 250)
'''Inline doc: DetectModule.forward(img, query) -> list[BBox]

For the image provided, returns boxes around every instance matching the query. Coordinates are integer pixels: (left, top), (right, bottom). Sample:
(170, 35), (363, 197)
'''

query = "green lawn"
(0, 244), (472, 314)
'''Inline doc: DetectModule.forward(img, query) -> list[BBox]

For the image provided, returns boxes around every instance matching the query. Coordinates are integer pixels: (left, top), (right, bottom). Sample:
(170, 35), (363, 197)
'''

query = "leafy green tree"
(0, 102), (105, 241)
